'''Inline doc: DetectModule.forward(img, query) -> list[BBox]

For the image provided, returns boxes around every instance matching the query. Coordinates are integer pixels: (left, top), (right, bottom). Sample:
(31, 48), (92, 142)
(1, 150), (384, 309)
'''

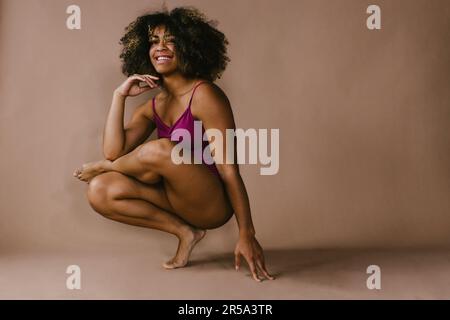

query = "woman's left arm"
(193, 84), (274, 282)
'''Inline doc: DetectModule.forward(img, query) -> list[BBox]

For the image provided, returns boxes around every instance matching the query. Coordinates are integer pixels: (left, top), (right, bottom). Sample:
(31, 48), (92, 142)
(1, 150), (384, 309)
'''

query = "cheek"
(168, 44), (176, 55)
(170, 49), (178, 64)
(149, 47), (155, 58)
(149, 44), (160, 55)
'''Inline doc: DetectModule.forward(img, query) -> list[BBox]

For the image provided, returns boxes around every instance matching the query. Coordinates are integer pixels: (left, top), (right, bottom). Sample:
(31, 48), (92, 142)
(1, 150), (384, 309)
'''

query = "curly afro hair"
(119, 6), (230, 82)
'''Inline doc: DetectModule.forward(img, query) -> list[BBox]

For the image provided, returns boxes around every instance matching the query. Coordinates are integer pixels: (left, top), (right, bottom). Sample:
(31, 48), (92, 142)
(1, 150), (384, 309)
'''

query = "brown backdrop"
(1, 0), (449, 255)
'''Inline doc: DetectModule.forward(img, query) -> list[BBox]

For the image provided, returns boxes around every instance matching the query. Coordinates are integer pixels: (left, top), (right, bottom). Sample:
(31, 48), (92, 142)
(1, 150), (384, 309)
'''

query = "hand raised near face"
(115, 74), (159, 97)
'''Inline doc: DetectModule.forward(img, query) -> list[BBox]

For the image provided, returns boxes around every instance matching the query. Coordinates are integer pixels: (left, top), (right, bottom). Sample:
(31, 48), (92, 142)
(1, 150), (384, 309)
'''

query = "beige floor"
(1, 247), (449, 299)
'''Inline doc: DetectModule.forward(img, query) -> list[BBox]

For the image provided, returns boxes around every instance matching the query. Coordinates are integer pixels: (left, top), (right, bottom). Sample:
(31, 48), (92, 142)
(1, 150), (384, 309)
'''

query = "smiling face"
(149, 25), (178, 76)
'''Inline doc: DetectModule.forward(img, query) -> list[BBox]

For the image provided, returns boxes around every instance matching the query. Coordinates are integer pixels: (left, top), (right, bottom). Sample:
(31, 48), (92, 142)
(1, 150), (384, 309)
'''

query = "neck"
(161, 72), (197, 97)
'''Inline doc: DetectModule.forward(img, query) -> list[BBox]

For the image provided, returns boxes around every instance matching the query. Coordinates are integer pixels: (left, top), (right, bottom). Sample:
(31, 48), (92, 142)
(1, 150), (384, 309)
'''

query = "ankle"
(176, 225), (195, 240)
(100, 159), (113, 171)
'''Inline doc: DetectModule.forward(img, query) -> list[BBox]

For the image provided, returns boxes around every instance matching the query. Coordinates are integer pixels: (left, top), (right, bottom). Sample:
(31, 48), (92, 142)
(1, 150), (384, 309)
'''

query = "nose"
(156, 41), (165, 49)
(155, 38), (171, 49)
(156, 46), (168, 52)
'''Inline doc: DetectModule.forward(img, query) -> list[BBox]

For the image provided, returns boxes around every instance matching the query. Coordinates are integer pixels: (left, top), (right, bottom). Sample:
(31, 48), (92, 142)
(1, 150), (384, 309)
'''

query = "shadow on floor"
(188, 248), (367, 279)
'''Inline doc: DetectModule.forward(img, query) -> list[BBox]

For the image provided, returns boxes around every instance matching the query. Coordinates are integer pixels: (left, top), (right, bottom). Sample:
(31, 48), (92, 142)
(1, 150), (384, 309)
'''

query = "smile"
(155, 56), (173, 64)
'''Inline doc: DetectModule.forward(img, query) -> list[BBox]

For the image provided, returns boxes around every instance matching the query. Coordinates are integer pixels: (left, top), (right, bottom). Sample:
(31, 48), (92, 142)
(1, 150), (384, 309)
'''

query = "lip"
(154, 55), (173, 64)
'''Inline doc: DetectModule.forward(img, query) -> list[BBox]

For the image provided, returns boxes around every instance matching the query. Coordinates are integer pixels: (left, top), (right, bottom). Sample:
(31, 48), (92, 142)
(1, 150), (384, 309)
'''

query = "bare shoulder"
(192, 81), (232, 116)
(132, 97), (152, 120)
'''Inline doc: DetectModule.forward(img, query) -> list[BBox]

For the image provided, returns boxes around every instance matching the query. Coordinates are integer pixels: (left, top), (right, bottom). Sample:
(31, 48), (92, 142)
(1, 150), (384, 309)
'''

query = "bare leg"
(76, 139), (233, 227)
(75, 139), (232, 227)
(75, 138), (233, 267)
(74, 154), (160, 184)
(87, 172), (205, 269)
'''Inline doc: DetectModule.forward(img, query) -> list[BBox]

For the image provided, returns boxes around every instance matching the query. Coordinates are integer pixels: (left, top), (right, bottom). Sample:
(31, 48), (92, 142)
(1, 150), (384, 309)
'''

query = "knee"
(86, 173), (119, 217)
(137, 138), (173, 168)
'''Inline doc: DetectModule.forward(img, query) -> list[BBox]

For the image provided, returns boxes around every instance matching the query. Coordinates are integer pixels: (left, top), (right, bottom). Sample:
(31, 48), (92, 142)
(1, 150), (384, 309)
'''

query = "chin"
(155, 67), (177, 76)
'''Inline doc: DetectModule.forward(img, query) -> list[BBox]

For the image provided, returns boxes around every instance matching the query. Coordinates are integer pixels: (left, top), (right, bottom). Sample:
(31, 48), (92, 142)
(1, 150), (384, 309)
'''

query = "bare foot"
(73, 159), (112, 183)
(163, 227), (207, 269)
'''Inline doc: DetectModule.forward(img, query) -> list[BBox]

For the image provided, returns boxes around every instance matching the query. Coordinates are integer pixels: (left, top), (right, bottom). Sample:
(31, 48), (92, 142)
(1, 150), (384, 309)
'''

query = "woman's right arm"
(103, 74), (159, 160)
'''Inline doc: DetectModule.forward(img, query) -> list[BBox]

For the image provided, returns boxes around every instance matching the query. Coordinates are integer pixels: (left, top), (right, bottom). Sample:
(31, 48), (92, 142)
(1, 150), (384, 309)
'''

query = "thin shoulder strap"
(151, 96), (159, 122)
(187, 81), (209, 108)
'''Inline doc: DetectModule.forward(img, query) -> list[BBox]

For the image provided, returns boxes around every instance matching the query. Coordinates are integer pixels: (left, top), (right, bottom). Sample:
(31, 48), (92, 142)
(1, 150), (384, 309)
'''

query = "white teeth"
(157, 57), (171, 61)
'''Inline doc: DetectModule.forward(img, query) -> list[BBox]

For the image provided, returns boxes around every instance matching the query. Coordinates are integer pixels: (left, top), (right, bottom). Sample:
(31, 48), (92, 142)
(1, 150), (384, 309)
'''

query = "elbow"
(103, 142), (127, 161)
(217, 165), (240, 182)
(103, 149), (122, 161)
(103, 153), (117, 161)
(104, 155), (117, 161)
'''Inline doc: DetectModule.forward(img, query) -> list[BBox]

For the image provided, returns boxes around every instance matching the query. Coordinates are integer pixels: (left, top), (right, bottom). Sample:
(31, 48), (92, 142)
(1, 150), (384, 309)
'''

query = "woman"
(73, 7), (273, 282)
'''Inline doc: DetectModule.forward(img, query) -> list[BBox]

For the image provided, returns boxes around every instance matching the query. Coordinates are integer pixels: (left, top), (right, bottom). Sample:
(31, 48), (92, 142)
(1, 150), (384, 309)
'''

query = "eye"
(164, 36), (175, 43)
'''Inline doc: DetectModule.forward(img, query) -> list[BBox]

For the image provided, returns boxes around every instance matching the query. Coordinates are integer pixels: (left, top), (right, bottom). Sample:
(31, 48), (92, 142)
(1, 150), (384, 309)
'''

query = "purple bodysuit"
(152, 81), (221, 179)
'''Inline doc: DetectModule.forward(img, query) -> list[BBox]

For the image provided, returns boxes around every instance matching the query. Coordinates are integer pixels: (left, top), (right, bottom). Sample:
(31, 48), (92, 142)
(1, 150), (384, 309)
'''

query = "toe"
(163, 262), (175, 269)
(163, 259), (186, 269)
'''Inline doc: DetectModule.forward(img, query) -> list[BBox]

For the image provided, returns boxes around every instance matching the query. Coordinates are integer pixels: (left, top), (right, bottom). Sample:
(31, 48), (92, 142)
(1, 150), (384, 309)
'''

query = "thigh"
(154, 140), (234, 228)
(88, 171), (175, 213)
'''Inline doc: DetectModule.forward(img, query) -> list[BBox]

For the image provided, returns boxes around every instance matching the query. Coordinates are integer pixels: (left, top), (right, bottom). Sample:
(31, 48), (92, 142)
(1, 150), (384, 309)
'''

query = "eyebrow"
(149, 33), (174, 38)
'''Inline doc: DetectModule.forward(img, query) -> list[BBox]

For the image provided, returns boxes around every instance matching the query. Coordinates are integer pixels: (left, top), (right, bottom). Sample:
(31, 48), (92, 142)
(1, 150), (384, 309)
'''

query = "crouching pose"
(73, 7), (273, 282)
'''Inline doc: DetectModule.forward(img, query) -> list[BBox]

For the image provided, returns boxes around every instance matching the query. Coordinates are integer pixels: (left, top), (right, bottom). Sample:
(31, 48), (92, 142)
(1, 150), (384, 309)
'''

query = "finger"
(248, 259), (261, 282)
(234, 252), (241, 271)
(145, 79), (157, 89)
(143, 75), (158, 88)
(261, 258), (275, 280)
(137, 78), (152, 89)
(136, 77), (148, 84)
(256, 259), (274, 280)
(132, 74), (148, 79)
(131, 75), (146, 83)
(139, 76), (154, 88)
(145, 74), (160, 80)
